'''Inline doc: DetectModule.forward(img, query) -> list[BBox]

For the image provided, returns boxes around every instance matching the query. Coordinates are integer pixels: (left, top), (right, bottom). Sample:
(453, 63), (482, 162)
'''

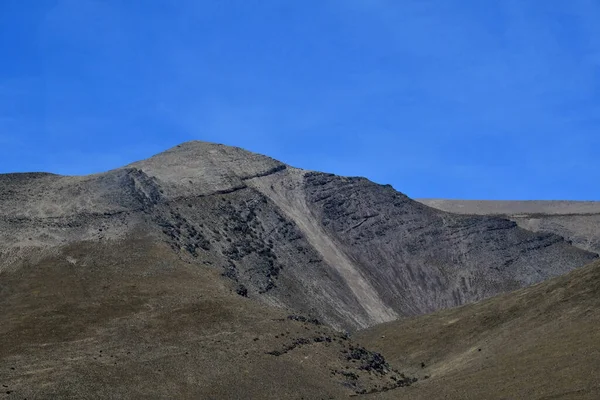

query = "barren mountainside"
(0, 142), (596, 332)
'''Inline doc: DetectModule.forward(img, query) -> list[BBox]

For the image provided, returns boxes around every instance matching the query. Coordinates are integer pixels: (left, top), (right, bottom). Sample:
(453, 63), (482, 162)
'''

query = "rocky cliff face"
(1, 142), (597, 331)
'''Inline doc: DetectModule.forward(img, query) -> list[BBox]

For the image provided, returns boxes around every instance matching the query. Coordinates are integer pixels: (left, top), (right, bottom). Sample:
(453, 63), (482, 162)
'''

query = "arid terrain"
(1, 141), (598, 399)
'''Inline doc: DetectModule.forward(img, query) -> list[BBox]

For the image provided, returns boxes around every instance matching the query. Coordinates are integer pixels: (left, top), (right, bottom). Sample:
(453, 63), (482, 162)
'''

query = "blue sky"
(1, 0), (599, 200)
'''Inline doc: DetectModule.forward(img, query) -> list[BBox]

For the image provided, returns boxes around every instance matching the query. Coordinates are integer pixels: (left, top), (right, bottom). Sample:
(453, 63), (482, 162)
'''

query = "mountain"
(1, 141), (598, 398)
(419, 199), (600, 254)
(1, 142), (596, 333)
(357, 259), (600, 399)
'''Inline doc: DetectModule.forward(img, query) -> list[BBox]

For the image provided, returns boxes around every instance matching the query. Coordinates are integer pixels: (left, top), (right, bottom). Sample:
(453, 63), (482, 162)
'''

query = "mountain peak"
(126, 141), (287, 197)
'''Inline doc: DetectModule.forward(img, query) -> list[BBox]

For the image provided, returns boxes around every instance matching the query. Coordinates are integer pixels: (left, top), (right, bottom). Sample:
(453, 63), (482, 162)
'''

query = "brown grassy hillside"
(0, 233), (415, 399)
(357, 260), (600, 399)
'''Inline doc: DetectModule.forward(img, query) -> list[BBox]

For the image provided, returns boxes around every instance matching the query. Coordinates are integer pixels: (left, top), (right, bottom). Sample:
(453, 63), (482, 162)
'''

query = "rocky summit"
(0, 141), (598, 399)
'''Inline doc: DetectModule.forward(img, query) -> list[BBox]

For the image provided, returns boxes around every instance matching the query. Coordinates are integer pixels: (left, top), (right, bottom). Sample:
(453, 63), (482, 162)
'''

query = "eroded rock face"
(302, 173), (596, 319)
(1, 141), (597, 331)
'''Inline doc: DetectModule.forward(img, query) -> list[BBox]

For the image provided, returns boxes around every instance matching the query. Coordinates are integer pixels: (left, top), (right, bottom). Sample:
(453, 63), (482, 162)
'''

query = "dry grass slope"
(357, 260), (600, 400)
(0, 234), (415, 399)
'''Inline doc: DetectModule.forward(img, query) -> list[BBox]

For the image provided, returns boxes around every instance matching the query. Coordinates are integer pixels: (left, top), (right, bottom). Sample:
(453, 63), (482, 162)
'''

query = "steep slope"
(0, 142), (596, 332)
(357, 259), (600, 400)
(419, 199), (600, 254)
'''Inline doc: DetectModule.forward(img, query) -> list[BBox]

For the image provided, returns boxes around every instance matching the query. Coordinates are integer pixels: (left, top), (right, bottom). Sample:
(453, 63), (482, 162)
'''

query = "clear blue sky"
(1, 0), (599, 200)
